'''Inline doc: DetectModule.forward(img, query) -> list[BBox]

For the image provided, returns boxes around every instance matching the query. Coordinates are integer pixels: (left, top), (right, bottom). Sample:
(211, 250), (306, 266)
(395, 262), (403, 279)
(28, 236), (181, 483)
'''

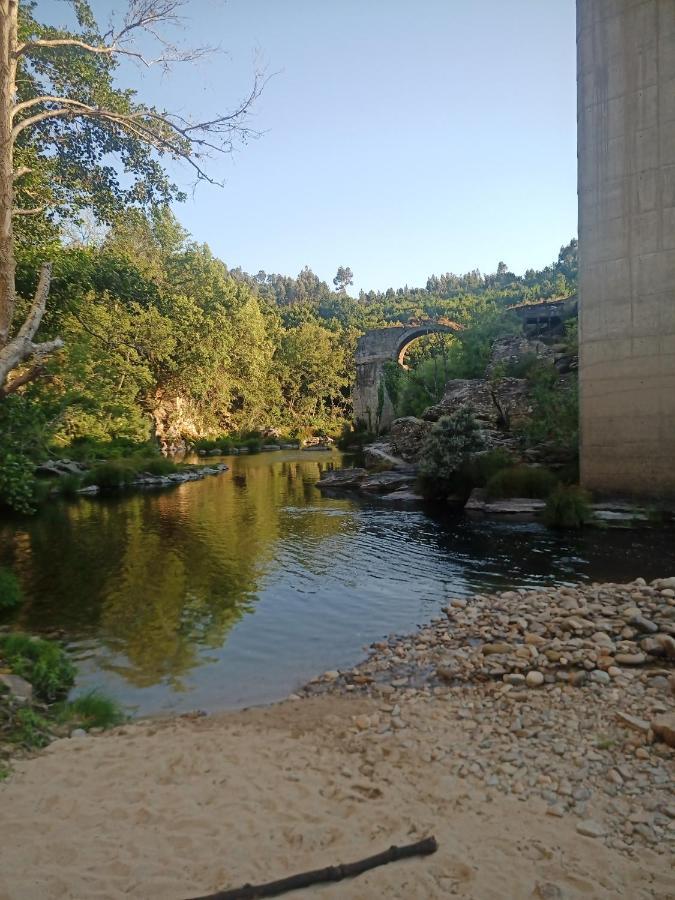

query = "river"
(1, 449), (674, 715)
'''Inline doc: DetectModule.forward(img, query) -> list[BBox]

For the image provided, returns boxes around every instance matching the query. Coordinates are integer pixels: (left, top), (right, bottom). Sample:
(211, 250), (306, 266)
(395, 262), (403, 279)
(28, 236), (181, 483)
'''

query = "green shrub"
(417, 407), (485, 500)
(0, 568), (22, 612)
(57, 691), (125, 730)
(0, 634), (76, 701)
(242, 437), (262, 453)
(485, 465), (558, 500)
(138, 457), (178, 476)
(544, 485), (593, 529)
(336, 423), (376, 452)
(11, 708), (53, 749)
(459, 448), (514, 488)
(84, 460), (136, 489)
(64, 437), (159, 462)
(55, 474), (84, 498)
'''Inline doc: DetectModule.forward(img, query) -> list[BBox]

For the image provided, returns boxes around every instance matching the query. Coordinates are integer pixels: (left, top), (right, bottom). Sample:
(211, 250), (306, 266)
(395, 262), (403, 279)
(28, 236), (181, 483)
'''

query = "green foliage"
(0, 395), (48, 514)
(517, 364), (579, 453)
(53, 474), (83, 498)
(563, 318), (579, 355)
(458, 448), (514, 488)
(0, 568), (22, 612)
(0, 634), (76, 702)
(10, 708), (53, 750)
(544, 486), (593, 530)
(336, 423), (376, 452)
(485, 465), (559, 500)
(84, 460), (137, 489)
(139, 458), (178, 476)
(57, 691), (125, 731)
(417, 408), (486, 500)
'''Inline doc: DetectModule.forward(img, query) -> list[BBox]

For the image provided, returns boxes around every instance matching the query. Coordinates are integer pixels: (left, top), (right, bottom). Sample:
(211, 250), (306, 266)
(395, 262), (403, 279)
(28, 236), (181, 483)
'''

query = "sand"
(0, 694), (673, 900)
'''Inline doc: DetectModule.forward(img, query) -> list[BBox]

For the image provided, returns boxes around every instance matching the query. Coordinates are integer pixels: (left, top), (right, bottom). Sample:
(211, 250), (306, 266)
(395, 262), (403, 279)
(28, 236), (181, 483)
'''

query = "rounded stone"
(526, 670), (545, 687)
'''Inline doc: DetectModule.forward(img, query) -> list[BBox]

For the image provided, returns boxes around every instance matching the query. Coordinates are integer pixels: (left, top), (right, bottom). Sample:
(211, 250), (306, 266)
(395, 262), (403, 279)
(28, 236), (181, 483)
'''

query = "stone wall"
(577, 0), (675, 497)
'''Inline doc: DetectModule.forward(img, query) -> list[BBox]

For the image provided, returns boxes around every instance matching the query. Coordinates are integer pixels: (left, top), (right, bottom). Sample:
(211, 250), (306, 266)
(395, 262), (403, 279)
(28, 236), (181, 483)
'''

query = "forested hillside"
(9, 213), (577, 449)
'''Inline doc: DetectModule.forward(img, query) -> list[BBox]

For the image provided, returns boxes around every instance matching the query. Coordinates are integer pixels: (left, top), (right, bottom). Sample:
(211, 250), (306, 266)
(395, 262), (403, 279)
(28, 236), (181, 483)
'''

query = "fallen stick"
(187, 835), (438, 900)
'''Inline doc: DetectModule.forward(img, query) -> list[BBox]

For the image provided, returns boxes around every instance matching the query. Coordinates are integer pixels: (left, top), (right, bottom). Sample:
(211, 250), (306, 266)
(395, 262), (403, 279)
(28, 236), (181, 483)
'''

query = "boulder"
(388, 417), (432, 463)
(362, 443), (413, 470)
(316, 468), (367, 490)
(464, 488), (545, 519)
(485, 335), (554, 377)
(423, 379), (496, 424)
(0, 673), (33, 703)
(360, 471), (416, 494)
(422, 377), (531, 449)
(379, 488), (425, 504)
(36, 459), (88, 478)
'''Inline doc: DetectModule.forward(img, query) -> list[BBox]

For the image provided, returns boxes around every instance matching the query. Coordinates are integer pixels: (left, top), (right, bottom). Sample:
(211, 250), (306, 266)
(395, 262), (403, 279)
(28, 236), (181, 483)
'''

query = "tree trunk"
(0, 1), (18, 347)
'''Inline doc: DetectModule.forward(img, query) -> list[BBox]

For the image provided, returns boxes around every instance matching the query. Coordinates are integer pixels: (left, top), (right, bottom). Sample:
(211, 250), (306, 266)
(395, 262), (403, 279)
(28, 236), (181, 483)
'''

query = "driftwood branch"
(187, 836), (438, 900)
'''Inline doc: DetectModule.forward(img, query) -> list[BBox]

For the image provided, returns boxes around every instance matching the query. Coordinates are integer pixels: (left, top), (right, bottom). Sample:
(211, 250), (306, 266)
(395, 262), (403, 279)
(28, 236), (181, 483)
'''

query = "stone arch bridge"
(353, 322), (461, 433)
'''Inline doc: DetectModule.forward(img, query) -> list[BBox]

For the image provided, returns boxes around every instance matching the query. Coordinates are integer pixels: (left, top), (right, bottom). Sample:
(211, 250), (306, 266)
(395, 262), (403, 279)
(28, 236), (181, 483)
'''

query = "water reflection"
(1, 450), (674, 714)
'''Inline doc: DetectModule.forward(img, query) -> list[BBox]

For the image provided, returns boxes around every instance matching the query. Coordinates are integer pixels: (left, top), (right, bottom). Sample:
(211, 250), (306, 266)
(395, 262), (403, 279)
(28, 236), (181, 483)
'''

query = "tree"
(0, 0), (263, 395)
(332, 265), (353, 294)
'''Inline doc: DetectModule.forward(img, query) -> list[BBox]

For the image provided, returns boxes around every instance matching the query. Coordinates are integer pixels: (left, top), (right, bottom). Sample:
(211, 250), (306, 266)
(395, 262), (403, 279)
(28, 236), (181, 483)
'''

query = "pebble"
(526, 671), (545, 687)
(576, 820), (606, 838)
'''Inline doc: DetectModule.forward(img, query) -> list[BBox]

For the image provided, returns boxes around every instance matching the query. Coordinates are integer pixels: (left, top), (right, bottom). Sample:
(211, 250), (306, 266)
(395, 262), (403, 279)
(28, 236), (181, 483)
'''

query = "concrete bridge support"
(577, 0), (675, 497)
(353, 324), (459, 433)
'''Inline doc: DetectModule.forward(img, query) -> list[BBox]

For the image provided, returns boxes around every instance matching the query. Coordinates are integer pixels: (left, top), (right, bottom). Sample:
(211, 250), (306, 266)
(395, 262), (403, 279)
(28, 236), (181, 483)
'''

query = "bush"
(458, 448), (514, 488)
(0, 634), (76, 701)
(485, 465), (559, 500)
(11, 707), (53, 749)
(544, 485), (593, 529)
(54, 473), (84, 498)
(0, 568), (22, 612)
(64, 437), (159, 462)
(336, 423), (376, 452)
(138, 457), (178, 476)
(242, 436), (262, 453)
(57, 691), (125, 730)
(417, 407), (485, 500)
(84, 460), (136, 489)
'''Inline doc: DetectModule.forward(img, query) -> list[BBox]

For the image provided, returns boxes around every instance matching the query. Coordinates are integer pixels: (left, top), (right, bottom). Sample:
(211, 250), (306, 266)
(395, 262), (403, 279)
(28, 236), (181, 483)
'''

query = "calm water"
(1, 450), (674, 715)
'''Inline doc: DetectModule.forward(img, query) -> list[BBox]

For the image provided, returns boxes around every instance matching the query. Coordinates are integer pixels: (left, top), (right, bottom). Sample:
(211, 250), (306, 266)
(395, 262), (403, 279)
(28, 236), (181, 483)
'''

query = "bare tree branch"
(13, 204), (46, 216)
(0, 263), (64, 389)
(16, 0), (213, 69)
(0, 363), (47, 398)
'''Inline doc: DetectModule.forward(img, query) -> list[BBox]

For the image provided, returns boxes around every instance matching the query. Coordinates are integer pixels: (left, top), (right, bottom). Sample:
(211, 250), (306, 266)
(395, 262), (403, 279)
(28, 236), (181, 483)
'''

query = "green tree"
(0, 0), (262, 395)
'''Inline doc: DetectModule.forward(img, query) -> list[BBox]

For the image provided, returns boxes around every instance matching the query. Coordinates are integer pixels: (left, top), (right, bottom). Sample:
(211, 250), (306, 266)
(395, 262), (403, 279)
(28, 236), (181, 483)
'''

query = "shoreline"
(0, 578), (673, 899)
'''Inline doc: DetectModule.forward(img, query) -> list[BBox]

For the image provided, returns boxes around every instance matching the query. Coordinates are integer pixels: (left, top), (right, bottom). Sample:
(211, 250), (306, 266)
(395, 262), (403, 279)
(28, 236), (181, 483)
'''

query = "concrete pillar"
(577, 0), (675, 497)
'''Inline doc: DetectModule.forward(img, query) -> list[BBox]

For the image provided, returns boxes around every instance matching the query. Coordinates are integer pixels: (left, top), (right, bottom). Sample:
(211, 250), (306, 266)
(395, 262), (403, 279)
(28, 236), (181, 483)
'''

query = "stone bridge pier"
(577, 0), (675, 497)
(353, 324), (459, 433)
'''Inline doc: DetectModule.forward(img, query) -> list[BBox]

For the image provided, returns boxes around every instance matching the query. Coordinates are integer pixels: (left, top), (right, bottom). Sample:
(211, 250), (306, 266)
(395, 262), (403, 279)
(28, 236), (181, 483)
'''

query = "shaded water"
(1, 450), (674, 715)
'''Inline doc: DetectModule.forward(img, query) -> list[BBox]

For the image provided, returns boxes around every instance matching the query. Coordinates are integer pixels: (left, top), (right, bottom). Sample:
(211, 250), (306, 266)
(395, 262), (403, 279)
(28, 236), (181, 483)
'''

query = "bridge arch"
(352, 322), (461, 433)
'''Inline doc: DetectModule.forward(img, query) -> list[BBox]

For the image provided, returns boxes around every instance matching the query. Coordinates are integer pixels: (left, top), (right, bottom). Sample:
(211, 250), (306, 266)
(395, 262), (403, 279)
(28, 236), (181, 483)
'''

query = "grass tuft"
(57, 690), (126, 730)
(544, 485), (593, 529)
(485, 465), (558, 500)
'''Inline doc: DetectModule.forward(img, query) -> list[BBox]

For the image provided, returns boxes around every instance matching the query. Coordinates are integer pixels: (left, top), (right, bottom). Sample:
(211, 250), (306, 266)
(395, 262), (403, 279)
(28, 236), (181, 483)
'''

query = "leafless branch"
(13, 204), (46, 216)
(16, 0), (215, 69)
(0, 363), (48, 398)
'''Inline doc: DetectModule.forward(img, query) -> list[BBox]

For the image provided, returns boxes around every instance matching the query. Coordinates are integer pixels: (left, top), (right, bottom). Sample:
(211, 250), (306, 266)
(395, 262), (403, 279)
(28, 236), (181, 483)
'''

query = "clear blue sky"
(61, 0), (577, 293)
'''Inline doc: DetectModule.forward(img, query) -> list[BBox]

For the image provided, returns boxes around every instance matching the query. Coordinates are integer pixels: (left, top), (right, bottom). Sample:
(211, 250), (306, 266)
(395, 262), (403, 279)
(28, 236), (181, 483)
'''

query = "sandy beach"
(0, 695), (672, 899)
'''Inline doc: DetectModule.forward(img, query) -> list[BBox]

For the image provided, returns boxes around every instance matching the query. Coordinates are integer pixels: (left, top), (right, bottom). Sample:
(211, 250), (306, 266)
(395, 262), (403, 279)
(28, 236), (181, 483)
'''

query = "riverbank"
(0, 579), (673, 899)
